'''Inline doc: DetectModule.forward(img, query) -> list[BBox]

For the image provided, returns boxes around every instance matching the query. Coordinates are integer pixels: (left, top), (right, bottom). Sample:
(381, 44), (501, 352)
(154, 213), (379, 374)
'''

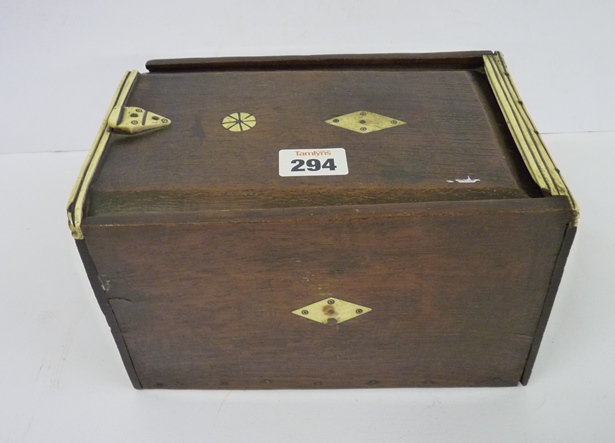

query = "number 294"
(290, 158), (337, 172)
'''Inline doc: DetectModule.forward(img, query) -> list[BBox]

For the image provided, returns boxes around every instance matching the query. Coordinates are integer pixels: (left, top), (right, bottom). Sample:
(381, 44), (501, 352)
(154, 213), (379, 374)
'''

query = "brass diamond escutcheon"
(292, 297), (372, 325)
(325, 110), (406, 134)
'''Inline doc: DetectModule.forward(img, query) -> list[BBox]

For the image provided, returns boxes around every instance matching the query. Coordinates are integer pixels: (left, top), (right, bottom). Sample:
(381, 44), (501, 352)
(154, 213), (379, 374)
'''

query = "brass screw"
(360, 127), (367, 131)
(136, 108), (143, 112)
(333, 118), (339, 123)
(131, 120), (138, 125)
(356, 309), (363, 314)
(161, 118), (169, 123)
(360, 111), (366, 116)
(301, 310), (309, 315)
(391, 120), (397, 124)
(327, 299), (335, 305)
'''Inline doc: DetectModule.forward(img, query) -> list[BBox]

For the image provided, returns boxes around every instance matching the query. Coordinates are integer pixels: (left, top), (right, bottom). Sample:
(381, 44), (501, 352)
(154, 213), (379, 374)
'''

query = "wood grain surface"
(145, 52), (494, 72)
(77, 54), (575, 388)
(90, 66), (539, 215)
(82, 197), (572, 388)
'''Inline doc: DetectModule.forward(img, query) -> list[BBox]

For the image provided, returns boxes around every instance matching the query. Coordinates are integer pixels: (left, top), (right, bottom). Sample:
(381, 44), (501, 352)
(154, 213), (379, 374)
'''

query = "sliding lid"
(68, 52), (577, 239)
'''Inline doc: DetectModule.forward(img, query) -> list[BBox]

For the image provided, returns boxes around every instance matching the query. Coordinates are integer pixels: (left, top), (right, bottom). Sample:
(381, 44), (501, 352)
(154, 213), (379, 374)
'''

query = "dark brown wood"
(145, 51), (495, 72)
(74, 53), (576, 388)
(81, 197), (572, 388)
(520, 224), (577, 385)
(90, 66), (540, 215)
(75, 239), (141, 388)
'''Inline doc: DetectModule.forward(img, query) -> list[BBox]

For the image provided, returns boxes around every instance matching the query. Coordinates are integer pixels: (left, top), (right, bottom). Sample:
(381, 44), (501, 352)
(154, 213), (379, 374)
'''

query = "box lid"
(68, 52), (576, 238)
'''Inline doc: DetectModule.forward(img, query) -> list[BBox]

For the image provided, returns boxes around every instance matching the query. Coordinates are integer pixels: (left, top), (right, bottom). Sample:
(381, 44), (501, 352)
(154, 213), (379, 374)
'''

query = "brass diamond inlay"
(292, 297), (372, 326)
(325, 110), (406, 134)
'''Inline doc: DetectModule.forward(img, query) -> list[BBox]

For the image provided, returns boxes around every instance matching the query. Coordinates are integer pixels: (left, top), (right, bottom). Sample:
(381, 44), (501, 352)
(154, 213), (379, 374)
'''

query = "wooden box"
(68, 51), (578, 389)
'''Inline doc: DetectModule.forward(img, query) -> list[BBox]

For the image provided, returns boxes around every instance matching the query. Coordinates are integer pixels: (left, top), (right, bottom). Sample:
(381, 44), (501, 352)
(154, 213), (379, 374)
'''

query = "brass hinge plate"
(325, 110), (406, 134)
(292, 297), (372, 325)
(108, 106), (171, 135)
(67, 70), (172, 240)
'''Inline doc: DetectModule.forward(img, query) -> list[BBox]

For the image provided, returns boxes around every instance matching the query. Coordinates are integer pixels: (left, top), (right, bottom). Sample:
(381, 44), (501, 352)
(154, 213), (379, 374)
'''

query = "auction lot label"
(279, 148), (349, 177)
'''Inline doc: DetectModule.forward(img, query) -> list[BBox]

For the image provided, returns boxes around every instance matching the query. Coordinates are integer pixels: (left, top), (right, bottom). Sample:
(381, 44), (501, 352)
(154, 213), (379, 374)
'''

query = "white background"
(2, 0), (615, 157)
(1, 1), (614, 441)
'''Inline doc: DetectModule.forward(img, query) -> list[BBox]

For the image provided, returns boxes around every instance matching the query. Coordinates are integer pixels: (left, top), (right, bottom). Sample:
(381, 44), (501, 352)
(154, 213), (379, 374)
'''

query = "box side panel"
(75, 240), (142, 388)
(521, 224), (577, 384)
(81, 198), (571, 388)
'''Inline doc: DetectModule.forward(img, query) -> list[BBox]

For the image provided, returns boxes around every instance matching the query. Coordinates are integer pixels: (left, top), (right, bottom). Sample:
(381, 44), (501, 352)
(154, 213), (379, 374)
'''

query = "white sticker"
(279, 148), (349, 177)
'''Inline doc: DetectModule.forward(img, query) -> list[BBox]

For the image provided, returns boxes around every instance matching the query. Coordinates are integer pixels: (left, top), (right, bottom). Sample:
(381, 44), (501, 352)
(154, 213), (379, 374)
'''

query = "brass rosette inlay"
(222, 112), (257, 132)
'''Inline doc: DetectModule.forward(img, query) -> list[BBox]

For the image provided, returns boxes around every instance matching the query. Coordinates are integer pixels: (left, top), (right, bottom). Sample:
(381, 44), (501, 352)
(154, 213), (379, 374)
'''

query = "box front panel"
(83, 199), (570, 388)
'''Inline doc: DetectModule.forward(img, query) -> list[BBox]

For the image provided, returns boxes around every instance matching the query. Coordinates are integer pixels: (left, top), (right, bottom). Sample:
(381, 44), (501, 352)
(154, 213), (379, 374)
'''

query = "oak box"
(67, 51), (578, 388)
